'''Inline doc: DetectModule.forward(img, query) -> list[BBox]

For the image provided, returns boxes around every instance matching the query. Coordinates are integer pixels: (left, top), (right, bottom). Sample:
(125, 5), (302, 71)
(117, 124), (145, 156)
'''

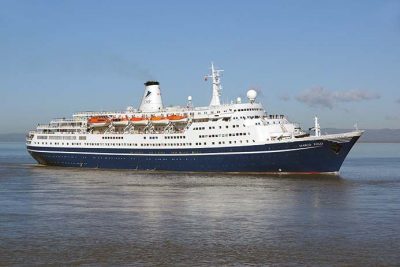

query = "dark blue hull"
(27, 135), (360, 173)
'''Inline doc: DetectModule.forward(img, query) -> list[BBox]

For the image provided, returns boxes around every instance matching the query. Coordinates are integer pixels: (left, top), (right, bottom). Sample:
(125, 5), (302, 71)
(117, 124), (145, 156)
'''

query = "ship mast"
(314, 116), (321, 137)
(205, 62), (224, 106)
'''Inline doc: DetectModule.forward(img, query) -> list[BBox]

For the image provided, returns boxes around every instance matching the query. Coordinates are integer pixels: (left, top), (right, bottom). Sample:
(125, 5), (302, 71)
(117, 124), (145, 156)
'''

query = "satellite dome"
(247, 89), (257, 103)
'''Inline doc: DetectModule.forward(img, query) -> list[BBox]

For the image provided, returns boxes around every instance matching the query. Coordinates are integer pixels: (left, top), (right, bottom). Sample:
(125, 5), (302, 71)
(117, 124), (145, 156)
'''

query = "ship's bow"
(318, 130), (364, 173)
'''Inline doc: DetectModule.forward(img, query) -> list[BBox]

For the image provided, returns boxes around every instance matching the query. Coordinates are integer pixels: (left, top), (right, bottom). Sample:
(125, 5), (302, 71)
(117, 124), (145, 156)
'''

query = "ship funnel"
(139, 81), (164, 112)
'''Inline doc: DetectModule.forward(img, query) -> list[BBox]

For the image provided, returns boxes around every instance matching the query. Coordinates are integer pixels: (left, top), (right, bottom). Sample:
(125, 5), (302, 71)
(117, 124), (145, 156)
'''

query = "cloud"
(296, 87), (335, 108)
(334, 90), (380, 102)
(296, 87), (380, 109)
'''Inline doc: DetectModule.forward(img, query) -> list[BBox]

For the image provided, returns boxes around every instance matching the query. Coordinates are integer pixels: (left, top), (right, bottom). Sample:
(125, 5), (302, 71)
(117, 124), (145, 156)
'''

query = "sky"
(0, 0), (399, 134)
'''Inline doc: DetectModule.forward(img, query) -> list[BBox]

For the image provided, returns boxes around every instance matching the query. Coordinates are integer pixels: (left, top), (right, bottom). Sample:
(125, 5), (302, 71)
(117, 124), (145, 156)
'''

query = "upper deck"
(27, 63), (307, 143)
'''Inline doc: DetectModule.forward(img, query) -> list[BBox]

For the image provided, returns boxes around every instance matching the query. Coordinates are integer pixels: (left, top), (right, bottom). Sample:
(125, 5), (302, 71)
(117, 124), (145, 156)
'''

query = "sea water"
(0, 142), (399, 266)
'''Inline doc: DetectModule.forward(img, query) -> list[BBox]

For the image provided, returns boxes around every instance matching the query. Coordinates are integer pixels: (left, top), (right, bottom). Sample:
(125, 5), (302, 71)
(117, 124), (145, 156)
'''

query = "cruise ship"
(26, 63), (363, 174)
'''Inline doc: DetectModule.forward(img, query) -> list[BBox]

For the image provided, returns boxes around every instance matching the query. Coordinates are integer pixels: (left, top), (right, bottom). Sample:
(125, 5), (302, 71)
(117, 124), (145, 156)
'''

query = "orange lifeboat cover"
(167, 115), (186, 120)
(88, 116), (110, 123)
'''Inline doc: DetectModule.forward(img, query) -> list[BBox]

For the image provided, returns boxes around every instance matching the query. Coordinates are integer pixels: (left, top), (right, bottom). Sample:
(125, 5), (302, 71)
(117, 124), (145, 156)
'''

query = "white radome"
(236, 97), (242, 104)
(247, 89), (257, 102)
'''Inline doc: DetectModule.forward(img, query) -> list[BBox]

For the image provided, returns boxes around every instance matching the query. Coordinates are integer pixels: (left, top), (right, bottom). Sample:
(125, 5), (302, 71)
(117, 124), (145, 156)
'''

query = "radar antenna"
(205, 62), (223, 106)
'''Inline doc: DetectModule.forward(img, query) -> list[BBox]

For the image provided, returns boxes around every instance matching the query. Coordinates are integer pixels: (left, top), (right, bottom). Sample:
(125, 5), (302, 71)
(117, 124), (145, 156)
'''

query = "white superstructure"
(27, 63), (311, 150)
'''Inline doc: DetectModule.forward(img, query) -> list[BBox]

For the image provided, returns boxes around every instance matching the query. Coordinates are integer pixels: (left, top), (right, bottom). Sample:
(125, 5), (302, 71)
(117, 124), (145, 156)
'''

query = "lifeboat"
(130, 117), (149, 125)
(150, 116), (169, 125)
(88, 116), (111, 127)
(112, 116), (129, 126)
(167, 114), (188, 123)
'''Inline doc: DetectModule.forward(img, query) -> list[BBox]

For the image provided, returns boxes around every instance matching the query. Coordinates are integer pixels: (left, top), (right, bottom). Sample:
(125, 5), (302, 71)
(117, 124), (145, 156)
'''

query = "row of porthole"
(164, 136), (186, 139)
(34, 140), (255, 147)
(199, 132), (248, 138)
(102, 136), (123, 140)
(193, 124), (242, 131)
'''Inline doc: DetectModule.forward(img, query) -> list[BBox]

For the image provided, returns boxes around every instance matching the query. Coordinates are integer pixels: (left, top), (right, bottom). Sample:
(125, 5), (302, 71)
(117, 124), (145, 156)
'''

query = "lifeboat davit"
(88, 116), (111, 127)
(150, 116), (169, 125)
(112, 116), (129, 126)
(167, 114), (188, 123)
(130, 117), (149, 125)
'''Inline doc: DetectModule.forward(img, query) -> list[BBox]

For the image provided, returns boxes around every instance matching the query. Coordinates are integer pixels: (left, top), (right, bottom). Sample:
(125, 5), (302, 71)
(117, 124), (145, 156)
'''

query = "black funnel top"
(144, 81), (159, 86)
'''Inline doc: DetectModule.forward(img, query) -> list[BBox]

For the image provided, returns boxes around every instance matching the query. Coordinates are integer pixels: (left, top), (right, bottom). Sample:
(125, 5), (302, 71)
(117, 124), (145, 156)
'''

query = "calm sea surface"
(1, 142), (399, 266)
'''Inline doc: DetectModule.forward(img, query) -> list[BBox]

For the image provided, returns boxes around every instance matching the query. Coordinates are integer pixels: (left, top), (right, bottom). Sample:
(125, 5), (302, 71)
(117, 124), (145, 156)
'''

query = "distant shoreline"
(2, 129), (400, 143)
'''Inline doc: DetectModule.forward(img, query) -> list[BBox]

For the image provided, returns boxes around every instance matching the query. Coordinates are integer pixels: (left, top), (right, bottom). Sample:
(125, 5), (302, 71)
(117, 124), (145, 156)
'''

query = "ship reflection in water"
(1, 143), (400, 265)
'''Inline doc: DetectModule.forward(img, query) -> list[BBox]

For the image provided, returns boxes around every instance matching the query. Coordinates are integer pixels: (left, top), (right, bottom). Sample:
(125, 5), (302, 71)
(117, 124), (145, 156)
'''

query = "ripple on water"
(0, 142), (399, 265)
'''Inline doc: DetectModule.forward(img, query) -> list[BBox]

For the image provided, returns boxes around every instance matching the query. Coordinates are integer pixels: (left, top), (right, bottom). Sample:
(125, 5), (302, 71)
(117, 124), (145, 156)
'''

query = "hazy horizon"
(1, 0), (399, 134)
